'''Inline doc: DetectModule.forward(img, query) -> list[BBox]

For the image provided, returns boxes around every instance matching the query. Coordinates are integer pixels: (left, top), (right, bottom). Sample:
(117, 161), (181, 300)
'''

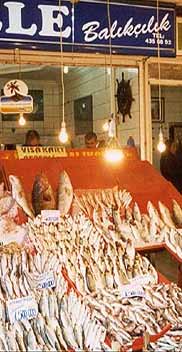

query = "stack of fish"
(148, 329), (182, 352)
(26, 211), (182, 347)
(6, 171), (182, 260)
(27, 213), (158, 292)
(71, 170), (182, 254)
(0, 290), (107, 351)
(0, 248), (107, 351)
(0, 250), (63, 300)
(85, 283), (182, 342)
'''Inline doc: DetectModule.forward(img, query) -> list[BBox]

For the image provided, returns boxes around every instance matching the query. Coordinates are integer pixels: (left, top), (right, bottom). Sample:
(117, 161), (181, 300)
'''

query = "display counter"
(0, 148), (181, 212)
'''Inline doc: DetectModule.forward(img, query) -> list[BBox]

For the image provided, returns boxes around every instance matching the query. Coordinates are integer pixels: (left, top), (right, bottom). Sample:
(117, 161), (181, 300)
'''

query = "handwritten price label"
(34, 271), (56, 290)
(120, 284), (145, 299)
(130, 275), (154, 286)
(41, 210), (60, 224)
(7, 296), (38, 324)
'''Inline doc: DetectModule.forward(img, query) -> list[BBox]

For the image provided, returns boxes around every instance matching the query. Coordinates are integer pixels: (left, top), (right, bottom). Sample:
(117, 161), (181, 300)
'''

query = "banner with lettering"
(0, 0), (175, 57)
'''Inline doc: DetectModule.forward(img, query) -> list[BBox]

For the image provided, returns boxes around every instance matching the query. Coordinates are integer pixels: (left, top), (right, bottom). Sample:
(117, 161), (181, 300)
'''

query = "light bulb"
(157, 141), (166, 153)
(107, 67), (111, 75)
(18, 113), (26, 126)
(64, 66), (69, 74)
(157, 128), (166, 153)
(108, 118), (116, 138)
(59, 121), (68, 144)
(103, 121), (109, 132)
(104, 148), (124, 163)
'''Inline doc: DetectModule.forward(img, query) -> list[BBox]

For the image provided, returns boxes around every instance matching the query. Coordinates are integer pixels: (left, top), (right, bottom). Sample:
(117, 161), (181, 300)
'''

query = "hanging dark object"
(115, 72), (134, 123)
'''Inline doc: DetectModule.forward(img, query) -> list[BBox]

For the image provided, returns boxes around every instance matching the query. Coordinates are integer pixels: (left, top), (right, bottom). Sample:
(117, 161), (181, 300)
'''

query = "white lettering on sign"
(120, 284), (145, 299)
(41, 210), (60, 224)
(38, 5), (71, 38)
(5, 2), (37, 36)
(33, 271), (56, 290)
(16, 145), (68, 159)
(7, 296), (38, 324)
(82, 13), (171, 43)
(130, 275), (154, 286)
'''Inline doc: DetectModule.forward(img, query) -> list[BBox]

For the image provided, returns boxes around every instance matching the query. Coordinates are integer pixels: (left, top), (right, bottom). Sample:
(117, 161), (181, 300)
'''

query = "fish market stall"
(0, 149), (182, 350)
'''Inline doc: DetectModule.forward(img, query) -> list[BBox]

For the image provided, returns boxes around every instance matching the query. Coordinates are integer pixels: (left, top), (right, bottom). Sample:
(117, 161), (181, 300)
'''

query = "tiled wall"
(63, 67), (110, 147)
(63, 67), (140, 147)
(0, 66), (140, 148)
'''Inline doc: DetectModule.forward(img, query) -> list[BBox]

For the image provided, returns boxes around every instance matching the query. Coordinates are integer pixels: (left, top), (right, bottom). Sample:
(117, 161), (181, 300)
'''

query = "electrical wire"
(59, 0), (65, 124)
(107, 0), (114, 118)
(157, 0), (162, 123)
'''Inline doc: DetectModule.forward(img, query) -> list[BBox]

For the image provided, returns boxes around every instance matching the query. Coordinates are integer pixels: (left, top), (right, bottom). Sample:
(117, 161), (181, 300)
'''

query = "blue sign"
(0, 0), (175, 57)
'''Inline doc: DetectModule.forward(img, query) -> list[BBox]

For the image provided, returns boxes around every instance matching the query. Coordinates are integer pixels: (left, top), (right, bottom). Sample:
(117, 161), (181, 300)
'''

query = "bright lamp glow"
(59, 121), (68, 144)
(157, 141), (166, 153)
(103, 121), (109, 132)
(107, 67), (111, 75)
(104, 148), (124, 163)
(64, 66), (69, 74)
(157, 128), (166, 153)
(18, 113), (26, 126)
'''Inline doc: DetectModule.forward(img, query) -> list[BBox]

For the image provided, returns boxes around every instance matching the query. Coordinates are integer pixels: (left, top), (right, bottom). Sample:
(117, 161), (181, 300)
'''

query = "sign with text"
(7, 296), (38, 324)
(32, 271), (56, 290)
(0, 0), (175, 57)
(41, 210), (60, 223)
(120, 284), (145, 298)
(16, 145), (68, 159)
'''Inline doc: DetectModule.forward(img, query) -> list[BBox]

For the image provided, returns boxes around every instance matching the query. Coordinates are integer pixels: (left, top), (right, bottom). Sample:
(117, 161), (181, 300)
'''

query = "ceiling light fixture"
(63, 66), (69, 74)
(18, 113), (26, 126)
(157, 126), (166, 153)
(58, 0), (68, 145)
(156, 0), (165, 154)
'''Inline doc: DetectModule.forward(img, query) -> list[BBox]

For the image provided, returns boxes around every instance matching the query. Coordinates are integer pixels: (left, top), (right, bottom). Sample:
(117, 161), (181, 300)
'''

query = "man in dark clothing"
(160, 140), (182, 193)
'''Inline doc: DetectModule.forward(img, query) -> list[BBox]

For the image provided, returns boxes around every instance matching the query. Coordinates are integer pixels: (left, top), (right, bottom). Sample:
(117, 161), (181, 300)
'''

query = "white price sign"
(7, 296), (38, 324)
(130, 275), (154, 286)
(41, 210), (60, 224)
(34, 271), (56, 290)
(120, 284), (145, 299)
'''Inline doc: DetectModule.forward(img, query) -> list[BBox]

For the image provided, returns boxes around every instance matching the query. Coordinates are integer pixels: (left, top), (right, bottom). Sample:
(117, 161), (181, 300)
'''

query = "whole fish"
(9, 175), (34, 219)
(173, 199), (182, 227)
(159, 201), (175, 229)
(32, 173), (56, 216)
(58, 171), (73, 216)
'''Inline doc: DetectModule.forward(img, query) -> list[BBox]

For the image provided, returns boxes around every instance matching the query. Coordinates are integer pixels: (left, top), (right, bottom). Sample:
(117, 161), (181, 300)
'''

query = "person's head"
(127, 136), (135, 147)
(170, 141), (177, 155)
(165, 139), (176, 155)
(25, 130), (40, 146)
(85, 132), (97, 148)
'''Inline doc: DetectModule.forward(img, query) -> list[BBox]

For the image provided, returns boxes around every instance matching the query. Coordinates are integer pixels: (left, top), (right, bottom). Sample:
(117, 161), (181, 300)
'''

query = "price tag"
(130, 275), (153, 286)
(34, 271), (56, 290)
(120, 284), (145, 299)
(7, 296), (38, 324)
(41, 210), (60, 224)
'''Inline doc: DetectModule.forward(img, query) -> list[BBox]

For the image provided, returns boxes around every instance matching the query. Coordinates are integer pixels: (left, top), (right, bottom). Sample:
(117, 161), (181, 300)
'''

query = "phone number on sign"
(145, 38), (172, 45)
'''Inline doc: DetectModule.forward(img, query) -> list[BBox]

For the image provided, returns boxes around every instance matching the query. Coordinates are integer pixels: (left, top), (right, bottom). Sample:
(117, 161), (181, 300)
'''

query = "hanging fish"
(115, 72), (134, 123)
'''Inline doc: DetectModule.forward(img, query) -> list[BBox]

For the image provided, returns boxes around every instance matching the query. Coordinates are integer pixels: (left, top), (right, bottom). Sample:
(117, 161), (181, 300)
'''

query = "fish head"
(34, 173), (49, 192)
(9, 175), (19, 185)
(60, 170), (70, 184)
